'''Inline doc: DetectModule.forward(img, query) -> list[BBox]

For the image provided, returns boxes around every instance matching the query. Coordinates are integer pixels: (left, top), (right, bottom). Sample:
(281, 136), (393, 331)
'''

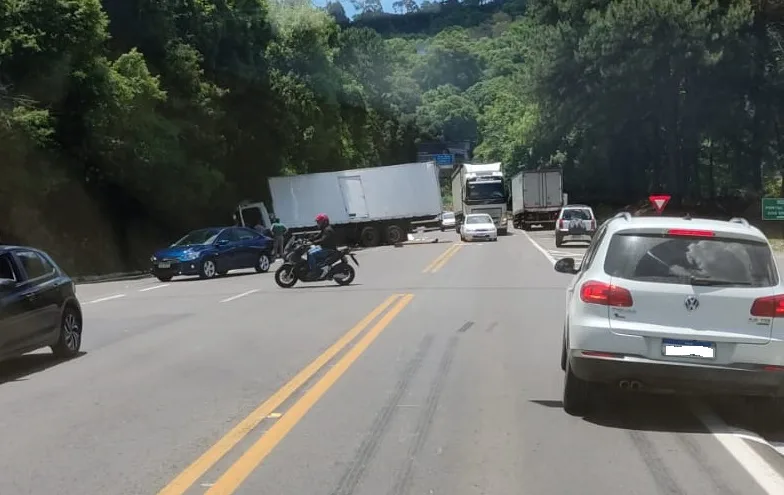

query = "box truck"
(236, 162), (442, 247)
(451, 162), (508, 235)
(510, 169), (563, 230)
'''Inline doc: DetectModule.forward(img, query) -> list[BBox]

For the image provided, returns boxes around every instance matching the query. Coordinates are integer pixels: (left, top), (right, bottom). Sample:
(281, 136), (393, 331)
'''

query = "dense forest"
(1, 0), (782, 275)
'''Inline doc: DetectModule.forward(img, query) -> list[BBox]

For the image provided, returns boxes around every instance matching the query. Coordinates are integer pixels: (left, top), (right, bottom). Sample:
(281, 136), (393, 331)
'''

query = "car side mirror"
(0, 279), (16, 291)
(554, 257), (579, 274)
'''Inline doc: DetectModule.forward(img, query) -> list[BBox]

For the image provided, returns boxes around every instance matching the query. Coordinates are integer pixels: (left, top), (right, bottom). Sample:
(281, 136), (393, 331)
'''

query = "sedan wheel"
(200, 259), (217, 279)
(255, 254), (271, 273)
(52, 306), (82, 358)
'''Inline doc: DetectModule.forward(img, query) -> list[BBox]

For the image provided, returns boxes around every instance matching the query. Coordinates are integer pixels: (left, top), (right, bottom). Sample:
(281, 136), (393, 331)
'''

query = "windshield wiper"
(689, 276), (751, 287)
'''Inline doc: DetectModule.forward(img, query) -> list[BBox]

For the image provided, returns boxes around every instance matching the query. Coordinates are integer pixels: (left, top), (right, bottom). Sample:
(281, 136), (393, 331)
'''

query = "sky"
(311, 0), (400, 19)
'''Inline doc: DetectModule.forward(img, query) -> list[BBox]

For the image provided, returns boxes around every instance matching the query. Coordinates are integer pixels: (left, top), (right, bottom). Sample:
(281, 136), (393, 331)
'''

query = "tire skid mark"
(674, 434), (741, 495)
(628, 430), (685, 495)
(331, 334), (434, 495)
(388, 335), (459, 495)
(456, 321), (474, 333)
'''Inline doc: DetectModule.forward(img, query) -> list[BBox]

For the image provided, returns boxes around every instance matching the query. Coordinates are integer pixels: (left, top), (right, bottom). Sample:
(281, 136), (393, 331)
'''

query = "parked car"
(151, 226), (274, 282)
(555, 204), (596, 247)
(460, 213), (498, 242)
(0, 246), (83, 362)
(554, 213), (784, 416)
(441, 211), (456, 231)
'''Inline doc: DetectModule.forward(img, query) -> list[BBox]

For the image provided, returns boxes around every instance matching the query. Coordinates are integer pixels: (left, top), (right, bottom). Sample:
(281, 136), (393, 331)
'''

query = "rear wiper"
(689, 276), (751, 286)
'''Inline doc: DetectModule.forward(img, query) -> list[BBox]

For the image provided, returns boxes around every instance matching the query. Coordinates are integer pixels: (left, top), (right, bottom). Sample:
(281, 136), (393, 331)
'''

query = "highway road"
(2, 228), (784, 494)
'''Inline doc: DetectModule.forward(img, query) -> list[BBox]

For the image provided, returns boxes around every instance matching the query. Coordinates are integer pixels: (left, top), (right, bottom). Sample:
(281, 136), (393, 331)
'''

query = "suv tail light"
(750, 294), (784, 318)
(580, 281), (633, 307)
(590, 219), (596, 230)
(558, 219), (564, 229)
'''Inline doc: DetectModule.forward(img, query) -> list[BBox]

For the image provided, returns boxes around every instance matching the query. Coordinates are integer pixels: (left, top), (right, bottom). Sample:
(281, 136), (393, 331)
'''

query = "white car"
(555, 205), (596, 247)
(441, 211), (456, 231)
(461, 213), (498, 242)
(554, 213), (784, 416)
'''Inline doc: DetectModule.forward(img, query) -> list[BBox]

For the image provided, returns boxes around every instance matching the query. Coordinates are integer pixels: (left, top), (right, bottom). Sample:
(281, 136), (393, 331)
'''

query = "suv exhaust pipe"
(618, 380), (630, 390)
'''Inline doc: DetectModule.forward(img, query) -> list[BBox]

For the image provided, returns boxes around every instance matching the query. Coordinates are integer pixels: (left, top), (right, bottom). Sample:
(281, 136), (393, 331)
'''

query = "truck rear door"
(522, 173), (543, 208)
(338, 176), (369, 219)
(544, 171), (562, 207)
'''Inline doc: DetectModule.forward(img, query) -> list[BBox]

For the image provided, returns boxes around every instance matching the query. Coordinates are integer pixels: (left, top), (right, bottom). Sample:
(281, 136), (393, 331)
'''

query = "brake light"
(580, 281), (633, 307)
(558, 219), (564, 229)
(750, 294), (784, 318)
(590, 219), (596, 230)
(666, 229), (715, 238)
(763, 365), (784, 372)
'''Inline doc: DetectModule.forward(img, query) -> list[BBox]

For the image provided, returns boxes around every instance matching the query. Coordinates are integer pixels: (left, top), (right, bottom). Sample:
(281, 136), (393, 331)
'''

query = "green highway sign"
(762, 198), (784, 220)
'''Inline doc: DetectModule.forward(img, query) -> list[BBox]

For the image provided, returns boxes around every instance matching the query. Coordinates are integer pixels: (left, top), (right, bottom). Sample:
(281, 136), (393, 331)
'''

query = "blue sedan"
(150, 226), (274, 282)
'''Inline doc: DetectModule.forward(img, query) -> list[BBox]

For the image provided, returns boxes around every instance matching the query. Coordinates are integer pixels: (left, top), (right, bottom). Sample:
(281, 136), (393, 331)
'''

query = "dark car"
(150, 226), (274, 282)
(0, 246), (83, 362)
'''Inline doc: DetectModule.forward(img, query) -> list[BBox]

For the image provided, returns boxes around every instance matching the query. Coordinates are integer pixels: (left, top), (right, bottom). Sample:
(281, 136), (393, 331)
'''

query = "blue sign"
(434, 154), (454, 166)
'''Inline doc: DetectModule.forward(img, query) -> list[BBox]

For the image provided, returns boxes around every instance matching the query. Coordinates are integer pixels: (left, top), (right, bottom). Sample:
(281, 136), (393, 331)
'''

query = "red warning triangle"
(649, 194), (671, 214)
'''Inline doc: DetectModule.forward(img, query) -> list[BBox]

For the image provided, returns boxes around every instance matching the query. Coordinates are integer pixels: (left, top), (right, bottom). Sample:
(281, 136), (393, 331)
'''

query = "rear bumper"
(570, 352), (784, 396)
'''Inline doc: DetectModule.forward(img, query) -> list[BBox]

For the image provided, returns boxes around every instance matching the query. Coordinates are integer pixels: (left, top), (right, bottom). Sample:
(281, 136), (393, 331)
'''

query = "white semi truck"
(235, 161), (443, 247)
(510, 169), (564, 230)
(451, 162), (508, 235)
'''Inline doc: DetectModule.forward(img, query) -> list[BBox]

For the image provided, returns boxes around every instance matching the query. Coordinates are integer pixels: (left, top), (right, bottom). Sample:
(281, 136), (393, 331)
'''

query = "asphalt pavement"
(2, 228), (784, 494)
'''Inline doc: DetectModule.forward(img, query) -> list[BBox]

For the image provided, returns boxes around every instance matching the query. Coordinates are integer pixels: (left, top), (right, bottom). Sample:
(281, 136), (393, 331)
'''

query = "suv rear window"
(562, 209), (592, 220)
(603, 233), (778, 287)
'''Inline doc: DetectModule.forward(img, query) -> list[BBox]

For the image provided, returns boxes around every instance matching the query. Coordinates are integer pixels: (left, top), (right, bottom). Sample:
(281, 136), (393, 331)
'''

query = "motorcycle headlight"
(150, 255), (157, 263)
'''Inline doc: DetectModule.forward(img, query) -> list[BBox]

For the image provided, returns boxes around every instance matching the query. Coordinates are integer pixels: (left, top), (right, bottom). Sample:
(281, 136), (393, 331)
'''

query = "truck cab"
(234, 202), (272, 233)
(452, 162), (508, 235)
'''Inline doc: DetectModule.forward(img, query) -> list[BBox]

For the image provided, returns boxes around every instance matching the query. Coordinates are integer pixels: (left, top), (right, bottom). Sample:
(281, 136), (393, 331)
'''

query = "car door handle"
(25, 293), (36, 301)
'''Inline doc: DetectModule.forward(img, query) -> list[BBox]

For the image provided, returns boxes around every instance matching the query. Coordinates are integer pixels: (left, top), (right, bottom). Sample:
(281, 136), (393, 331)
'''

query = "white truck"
(451, 162), (508, 235)
(510, 169), (564, 230)
(236, 161), (443, 247)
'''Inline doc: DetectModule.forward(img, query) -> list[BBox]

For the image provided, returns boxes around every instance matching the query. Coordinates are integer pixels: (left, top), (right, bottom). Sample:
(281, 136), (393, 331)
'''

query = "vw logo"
(684, 296), (700, 311)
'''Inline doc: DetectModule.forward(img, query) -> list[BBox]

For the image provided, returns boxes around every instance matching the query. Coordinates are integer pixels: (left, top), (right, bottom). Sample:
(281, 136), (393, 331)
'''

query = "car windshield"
(604, 232), (778, 287)
(173, 228), (221, 246)
(466, 215), (492, 224)
(442, 212), (455, 219)
(562, 209), (592, 220)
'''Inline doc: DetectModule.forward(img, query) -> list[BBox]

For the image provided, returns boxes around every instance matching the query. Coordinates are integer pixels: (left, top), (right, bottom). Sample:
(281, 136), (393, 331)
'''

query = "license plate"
(158, 262), (171, 269)
(662, 339), (715, 359)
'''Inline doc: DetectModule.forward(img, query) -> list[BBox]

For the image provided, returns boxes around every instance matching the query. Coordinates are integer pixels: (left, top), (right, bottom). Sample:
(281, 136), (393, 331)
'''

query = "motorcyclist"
(308, 213), (337, 274)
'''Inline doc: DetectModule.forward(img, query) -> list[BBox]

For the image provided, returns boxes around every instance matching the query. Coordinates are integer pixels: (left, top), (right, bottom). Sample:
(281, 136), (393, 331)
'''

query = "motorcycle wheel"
(333, 263), (355, 286)
(274, 264), (298, 288)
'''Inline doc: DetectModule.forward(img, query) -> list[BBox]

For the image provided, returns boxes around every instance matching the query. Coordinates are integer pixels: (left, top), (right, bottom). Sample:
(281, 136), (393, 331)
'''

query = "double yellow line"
(422, 243), (463, 273)
(158, 293), (414, 495)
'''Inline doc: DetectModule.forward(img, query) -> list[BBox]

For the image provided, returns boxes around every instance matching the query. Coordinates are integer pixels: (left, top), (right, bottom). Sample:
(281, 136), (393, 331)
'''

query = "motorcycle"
(274, 237), (358, 288)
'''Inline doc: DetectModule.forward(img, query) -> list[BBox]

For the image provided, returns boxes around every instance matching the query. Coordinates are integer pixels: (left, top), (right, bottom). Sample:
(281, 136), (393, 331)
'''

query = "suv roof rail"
(729, 217), (750, 227)
(613, 211), (632, 221)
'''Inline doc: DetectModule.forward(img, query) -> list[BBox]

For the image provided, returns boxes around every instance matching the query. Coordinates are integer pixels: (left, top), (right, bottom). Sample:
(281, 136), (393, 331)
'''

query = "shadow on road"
(533, 393), (784, 440)
(169, 271), (259, 283)
(0, 352), (86, 385)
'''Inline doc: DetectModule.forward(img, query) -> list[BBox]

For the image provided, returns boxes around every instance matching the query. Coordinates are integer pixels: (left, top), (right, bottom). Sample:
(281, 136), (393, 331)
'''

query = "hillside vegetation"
(1, 0), (782, 275)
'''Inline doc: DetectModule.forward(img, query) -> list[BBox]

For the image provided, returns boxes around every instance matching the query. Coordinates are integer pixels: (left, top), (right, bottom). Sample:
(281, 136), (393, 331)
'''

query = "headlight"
(181, 251), (200, 261)
(150, 256), (157, 263)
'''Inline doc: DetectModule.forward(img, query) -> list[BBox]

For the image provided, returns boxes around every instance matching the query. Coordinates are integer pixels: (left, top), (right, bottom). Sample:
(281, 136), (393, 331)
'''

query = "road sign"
(762, 198), (784, 220)
(434, 154), (454, 167)
(648, 194), (671, 214)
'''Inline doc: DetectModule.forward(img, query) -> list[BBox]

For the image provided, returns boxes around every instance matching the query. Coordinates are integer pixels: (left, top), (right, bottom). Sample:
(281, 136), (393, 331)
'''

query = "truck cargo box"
(269, 162), (442, 229)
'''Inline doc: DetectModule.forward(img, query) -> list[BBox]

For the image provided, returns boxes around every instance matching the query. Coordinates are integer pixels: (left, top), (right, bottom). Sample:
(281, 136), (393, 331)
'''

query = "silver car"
(441, 211), (456, 231)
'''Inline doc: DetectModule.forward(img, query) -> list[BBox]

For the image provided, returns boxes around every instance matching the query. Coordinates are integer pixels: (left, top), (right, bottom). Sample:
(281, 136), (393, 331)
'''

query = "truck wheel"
(360, 226), (380, 247)
(385, 224), (405, 244)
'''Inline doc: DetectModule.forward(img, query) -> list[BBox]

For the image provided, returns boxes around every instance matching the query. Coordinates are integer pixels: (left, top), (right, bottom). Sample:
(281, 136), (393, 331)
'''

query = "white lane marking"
(520, 229), (556, 264)
(86, 294), (126, 304)
(139, 284), (170, 292)
(523, 227), (784, 487)
(691, 402), (784, 493)
(220, 289), (259, 303)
